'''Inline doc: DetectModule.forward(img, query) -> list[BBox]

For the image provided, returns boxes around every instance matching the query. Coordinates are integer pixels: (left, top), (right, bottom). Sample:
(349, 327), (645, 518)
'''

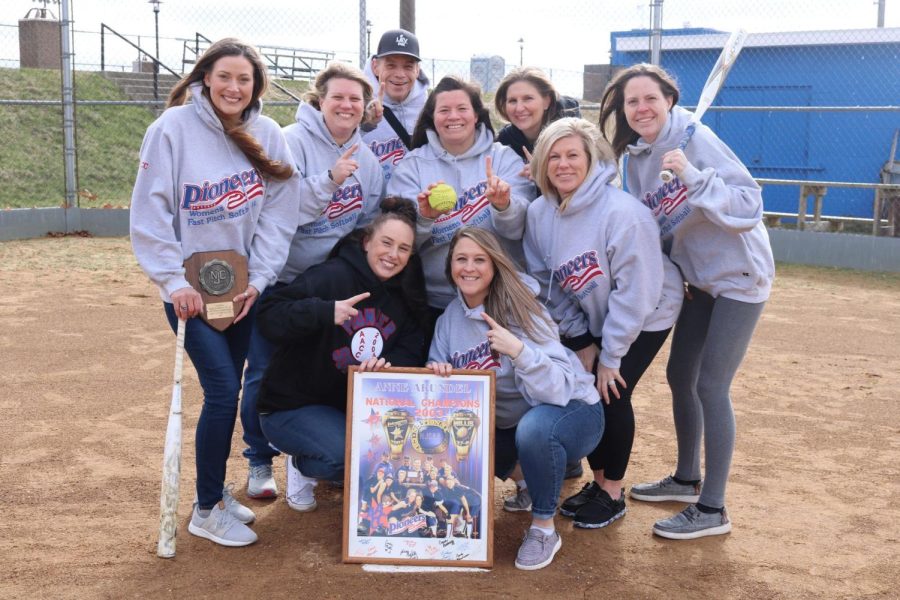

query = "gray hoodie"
(361, 60), (428, 183)
(626, 105), (774, 303)
(524, 161), (683, 369)
(130, 83), (299, 301)
(279, 102), (384, 283)
(387, 124), (537, 308)
(428, 276), (599, 429)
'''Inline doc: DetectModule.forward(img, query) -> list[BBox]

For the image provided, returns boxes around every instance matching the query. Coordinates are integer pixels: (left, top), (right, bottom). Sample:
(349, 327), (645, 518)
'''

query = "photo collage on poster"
(345, 371), (491, 565)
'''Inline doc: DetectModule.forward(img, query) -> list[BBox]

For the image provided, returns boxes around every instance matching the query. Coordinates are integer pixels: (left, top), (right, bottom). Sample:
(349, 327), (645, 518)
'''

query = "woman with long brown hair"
(599, 63), (773, 540)
(130, 38), (299, 547)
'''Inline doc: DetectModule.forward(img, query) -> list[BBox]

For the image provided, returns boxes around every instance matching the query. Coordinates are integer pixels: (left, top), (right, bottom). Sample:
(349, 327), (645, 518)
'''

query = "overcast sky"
(2, 0), (896, 95)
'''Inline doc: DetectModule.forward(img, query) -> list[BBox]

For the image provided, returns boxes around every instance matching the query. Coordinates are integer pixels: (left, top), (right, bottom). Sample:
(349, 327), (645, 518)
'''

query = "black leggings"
(586, 328), (671, 480)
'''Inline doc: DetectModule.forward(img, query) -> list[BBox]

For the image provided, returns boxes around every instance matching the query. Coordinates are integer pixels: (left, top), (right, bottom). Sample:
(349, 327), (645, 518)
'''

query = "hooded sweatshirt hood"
(626, 105), (774, 302)
(279, 102), (384, 282)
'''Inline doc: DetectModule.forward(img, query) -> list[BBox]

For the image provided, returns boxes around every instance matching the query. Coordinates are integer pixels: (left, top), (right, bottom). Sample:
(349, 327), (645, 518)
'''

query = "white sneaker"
(285, 455), (317, 512)
(188, 502), (257, 547)
(247, 463), (278, 499)
(222, 483), (255, 524)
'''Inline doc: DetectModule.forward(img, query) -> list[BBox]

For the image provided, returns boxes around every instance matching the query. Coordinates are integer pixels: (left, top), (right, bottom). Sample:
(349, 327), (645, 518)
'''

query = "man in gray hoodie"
(362, 29), (428, 184)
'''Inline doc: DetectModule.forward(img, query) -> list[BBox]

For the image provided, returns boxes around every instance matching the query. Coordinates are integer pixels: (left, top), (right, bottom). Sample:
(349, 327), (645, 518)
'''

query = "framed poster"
(342, 367), (495, 568)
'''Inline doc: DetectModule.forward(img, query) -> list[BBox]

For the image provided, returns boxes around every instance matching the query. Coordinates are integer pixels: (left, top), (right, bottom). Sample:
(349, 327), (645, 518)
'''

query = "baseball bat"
(659, 29), (748, 183)
(157, 318), (186, 558)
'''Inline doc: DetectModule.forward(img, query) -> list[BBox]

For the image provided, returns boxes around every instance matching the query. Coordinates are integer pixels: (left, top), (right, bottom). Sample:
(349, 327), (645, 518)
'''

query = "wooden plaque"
(183, 250), (248, 332)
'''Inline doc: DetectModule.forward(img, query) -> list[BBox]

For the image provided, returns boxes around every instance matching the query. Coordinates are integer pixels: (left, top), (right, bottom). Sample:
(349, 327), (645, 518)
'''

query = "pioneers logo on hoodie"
(553, 250), (605, 299)
(181, 168), (264, 223)
(642, 176), (689, 237)
(449, 339), (500, 371)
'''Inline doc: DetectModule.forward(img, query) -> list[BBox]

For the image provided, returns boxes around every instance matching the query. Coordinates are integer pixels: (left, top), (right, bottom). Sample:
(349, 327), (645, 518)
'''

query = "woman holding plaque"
(427, 228), (603, 571)
(130, 38), (299, 547)
(255, 198), (428, 512)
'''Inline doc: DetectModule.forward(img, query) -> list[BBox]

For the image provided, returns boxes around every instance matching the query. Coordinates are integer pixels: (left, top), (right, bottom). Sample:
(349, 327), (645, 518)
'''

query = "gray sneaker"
(222, 483), (256, 524)
(188, 503), (258, 547)
(514, 528), (562, 570)
(652, 504), (732, 540)
(630, 475), (701, 503)
(503, 485), (532, 512)
(247, 463), (277, 499)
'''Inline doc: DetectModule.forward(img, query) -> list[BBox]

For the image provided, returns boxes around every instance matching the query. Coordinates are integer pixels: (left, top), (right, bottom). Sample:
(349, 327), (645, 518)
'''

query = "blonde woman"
(523, 118), (682, 530)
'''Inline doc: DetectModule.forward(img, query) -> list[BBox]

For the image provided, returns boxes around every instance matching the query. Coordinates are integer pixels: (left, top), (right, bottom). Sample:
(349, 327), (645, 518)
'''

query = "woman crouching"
(427, 228), (603, 570)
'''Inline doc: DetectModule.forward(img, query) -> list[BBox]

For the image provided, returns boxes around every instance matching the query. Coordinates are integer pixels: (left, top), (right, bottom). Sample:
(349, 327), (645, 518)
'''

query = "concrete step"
(101, 71), (179, 103)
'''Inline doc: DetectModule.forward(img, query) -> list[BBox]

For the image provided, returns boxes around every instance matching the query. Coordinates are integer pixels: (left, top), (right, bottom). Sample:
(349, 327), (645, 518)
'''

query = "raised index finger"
(341, 144), (359, 160)
(480, 312), (499, 329)
(346, 291), (371, 306)
(378, 78), (386, 102)
(485, 156), (493, 180)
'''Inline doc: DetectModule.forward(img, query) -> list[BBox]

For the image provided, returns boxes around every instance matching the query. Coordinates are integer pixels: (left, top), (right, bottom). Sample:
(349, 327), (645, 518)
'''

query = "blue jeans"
(259, 405), (346, 481)
(495, 401), (605, 520)
(240, 284), (284, 467)
(164, 303), (254, 509)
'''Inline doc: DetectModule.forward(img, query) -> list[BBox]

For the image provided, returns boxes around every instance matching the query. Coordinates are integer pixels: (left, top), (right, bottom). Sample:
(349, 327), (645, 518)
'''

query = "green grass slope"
(0, 68), (307, 209)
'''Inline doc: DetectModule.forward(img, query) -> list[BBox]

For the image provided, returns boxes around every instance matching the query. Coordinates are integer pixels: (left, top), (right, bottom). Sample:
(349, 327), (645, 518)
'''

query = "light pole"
(517, 37), (524, 66)
(366, 19), (373, 57)
(148, 0), (162, 100)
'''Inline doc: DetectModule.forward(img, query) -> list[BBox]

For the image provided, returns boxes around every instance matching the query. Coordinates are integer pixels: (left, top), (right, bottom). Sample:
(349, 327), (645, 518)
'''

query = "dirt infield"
(2, 236), (898, 599)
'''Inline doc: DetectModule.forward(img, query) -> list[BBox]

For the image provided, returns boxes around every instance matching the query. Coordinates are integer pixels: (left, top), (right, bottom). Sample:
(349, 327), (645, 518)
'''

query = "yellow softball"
(428, 183), (457, 212)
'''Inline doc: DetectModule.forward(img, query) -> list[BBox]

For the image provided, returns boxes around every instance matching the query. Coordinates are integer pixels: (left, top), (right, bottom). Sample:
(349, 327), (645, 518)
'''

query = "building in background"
(609, 27), (900, 218)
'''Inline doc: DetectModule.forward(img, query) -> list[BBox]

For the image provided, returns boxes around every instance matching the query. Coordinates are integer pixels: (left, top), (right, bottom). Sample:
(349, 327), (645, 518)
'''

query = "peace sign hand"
(518, 147), (534, 181)
(331, 144), (360, 186)
(482, 312), (524, 360)
(484, 156), (511, 211)
(334, 291), (370, 325)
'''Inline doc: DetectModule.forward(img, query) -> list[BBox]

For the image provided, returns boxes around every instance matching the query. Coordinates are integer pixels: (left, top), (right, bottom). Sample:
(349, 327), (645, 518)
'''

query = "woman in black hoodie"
(256, 197), (427, 512)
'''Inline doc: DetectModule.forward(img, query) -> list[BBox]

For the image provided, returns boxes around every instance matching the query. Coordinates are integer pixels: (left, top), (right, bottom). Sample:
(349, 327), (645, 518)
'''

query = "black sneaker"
(564, 461), (584, 480)
(573, 488), (627, 529)
(559, 481), (602, 517)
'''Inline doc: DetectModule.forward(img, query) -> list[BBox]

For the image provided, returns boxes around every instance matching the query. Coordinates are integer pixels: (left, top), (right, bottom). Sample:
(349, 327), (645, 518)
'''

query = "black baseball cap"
(375, 29), (421, 61)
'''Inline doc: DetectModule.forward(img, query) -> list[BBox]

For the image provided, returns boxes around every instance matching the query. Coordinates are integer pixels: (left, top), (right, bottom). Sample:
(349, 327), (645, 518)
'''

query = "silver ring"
(179, 305), (188, 310)
(608, 380), (617, 387)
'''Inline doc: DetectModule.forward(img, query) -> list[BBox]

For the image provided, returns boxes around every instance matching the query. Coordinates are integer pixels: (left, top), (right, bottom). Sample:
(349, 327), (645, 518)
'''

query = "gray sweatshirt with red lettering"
(524, 161), (683, 369)
(130, 83), (299, 301)
(279, 102), (384, 283)
(625, 105), (774, 302)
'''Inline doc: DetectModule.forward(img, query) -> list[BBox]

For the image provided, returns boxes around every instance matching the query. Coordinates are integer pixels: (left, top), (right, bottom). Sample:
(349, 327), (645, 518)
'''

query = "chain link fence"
(0, 0), (897, 232)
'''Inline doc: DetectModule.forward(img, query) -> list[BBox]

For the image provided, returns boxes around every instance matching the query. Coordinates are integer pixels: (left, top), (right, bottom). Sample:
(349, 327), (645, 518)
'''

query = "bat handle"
(658, 122), (697, 183)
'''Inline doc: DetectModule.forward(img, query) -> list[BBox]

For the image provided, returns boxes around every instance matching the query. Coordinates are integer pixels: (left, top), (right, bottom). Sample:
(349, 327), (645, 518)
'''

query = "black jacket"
(256, 237), (426, 414)
(497, 96), (582, 161)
